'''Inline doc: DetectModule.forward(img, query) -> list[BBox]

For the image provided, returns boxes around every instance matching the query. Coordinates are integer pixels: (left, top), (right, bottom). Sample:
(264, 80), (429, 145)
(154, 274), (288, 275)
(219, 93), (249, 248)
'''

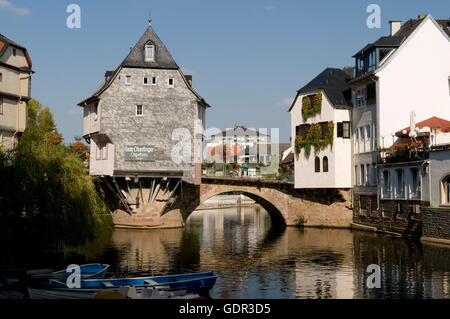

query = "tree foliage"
(0, 100), (111, 247)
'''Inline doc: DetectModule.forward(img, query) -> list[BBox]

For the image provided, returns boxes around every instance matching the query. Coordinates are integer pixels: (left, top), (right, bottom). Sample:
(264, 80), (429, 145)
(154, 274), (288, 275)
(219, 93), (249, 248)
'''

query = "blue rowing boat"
(49, 271), (217, 294)
(28, 264), (110, 280)
(51, 263), (110, 279)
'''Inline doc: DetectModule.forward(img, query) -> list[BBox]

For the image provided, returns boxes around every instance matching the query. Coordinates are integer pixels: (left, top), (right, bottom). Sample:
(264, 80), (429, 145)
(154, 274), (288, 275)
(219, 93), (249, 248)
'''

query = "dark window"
(169, 78), (174, 86)
(0, 73), (2, 82)
(0, 98), (3, 115)
(152, 77), (156, 85)
(367, 50), (376, 72)
(378, 48), (392, 62)
(143, 77), (148, 84)
(337, 122), (350, 138)
(13, 48), (16, 56)
(323, 157), (329, 172)
(337, 123), (344, 138)
(299, 124), (310, 139)
(315, 157), (321, 173)
(320, 122), (327, 139)
(295, 125), (301, 135)
(366, 83), (376, 104)
(136, 105), (143, 116)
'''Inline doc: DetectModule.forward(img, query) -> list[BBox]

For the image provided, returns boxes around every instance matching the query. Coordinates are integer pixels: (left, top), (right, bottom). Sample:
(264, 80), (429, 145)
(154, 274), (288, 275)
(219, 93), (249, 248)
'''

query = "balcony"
(379, 141), (429, 164)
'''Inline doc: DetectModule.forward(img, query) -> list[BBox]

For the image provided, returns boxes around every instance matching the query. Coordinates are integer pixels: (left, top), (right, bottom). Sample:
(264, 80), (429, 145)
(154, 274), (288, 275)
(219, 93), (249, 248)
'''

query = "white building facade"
(290, 68), (353, 189)
(351, 15), (450, 206)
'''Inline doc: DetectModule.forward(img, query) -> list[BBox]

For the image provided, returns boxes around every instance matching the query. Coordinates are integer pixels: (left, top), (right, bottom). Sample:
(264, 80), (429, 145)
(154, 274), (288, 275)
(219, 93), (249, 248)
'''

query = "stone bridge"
(110, 177), (353, 229)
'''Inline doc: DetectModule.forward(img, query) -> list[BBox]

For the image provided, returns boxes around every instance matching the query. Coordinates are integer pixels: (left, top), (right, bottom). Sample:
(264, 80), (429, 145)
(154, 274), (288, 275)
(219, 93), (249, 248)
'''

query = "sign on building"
(125, 145), (155, 162)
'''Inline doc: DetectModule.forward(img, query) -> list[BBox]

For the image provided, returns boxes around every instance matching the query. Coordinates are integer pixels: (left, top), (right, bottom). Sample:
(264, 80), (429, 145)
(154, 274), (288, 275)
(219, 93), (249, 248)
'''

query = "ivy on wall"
(295, 121), (334, 158)
(301, 93), (322, 121)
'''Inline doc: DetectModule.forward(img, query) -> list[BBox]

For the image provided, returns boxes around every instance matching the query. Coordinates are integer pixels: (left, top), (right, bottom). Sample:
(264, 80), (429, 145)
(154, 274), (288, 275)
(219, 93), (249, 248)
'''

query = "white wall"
(429, 150), (450, 207)
(89, 138), (115, 176)
(377, 17), (450, 147)
(291, 90), (352, 188)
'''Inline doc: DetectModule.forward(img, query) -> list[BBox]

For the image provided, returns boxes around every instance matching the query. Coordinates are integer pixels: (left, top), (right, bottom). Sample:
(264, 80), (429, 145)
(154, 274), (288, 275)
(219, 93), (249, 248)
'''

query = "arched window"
(144, 41), (155, 61)
(441, 175), (450, 205)
(323, 156), (329, 172)
(315, 157), (320, 173)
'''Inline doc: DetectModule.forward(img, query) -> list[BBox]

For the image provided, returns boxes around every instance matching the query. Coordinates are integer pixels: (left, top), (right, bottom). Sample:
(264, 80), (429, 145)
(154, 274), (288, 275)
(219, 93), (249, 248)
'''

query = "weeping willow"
(0, 100), (111, 247)
(0, 141), (111, 247)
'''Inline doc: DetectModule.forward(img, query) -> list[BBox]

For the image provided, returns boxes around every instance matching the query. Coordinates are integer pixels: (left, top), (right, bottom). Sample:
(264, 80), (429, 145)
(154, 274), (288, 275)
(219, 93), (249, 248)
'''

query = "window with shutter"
(337, 122), (344, 137)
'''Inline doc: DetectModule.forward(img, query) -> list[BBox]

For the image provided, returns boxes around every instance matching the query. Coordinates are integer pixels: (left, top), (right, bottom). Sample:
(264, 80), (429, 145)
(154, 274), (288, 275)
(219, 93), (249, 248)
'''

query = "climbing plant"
(295, 121), (334, 158)
(301, 93), (322, 121)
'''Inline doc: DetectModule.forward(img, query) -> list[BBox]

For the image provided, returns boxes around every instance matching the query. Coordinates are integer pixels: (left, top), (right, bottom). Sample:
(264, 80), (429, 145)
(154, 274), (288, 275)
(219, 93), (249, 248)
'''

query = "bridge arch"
(191, 184), (288, 227)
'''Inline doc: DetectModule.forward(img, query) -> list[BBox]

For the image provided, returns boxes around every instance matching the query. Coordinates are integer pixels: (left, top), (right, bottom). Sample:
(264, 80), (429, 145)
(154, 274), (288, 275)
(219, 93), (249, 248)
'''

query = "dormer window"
(145, 44), (155, 62)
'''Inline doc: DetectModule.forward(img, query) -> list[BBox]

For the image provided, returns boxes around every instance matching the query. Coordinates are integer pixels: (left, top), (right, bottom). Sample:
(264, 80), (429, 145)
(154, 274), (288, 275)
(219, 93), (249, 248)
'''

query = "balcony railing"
(379, 142), (429, 164)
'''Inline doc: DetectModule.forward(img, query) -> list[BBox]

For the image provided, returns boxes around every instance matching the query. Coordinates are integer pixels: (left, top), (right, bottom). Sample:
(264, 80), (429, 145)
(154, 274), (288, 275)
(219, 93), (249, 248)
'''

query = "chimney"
(418, 14), (427, 20)
(185, 75), (193, 86)
(389, 20), (402, 36)
(104, 71), (114, 82)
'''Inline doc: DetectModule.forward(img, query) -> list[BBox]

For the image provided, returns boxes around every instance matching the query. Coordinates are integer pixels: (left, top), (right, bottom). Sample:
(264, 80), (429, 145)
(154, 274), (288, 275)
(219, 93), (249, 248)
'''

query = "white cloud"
(275, 97), (294, 108)
(0, 0), (30, 16)
(263, 5), (277, 12)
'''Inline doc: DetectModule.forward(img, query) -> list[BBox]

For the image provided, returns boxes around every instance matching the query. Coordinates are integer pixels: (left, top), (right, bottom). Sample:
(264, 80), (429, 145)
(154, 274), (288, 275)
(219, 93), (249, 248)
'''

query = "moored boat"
(49, 271), (217, 293)
(27, 264), (110, 280)
(28, 271), (217, 299)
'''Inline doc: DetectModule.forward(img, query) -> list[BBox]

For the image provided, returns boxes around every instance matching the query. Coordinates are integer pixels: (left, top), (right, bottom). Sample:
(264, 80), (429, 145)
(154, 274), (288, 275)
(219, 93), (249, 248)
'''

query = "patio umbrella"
(409, 111), (417, 138)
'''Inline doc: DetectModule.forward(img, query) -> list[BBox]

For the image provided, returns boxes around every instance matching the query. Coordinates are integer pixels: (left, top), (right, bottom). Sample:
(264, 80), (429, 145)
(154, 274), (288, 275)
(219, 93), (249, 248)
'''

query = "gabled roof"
(395, 116), (450, 137)
(78, 24), (209, 107)
(120, 26), (179, 69)
(288, 68), (352, 112)
(353, 16), (450, 57)
(0, 33), (32, 69)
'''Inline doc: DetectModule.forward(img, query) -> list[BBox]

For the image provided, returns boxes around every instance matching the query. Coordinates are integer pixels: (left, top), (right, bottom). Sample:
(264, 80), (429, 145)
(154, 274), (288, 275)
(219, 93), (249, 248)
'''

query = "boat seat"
(119, 286), (138, 299)
(102, 282), (114, 288)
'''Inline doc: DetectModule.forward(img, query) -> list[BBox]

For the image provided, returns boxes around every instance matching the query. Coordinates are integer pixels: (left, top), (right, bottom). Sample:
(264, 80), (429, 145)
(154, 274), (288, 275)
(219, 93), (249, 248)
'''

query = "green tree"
(0, 99), (111, 247)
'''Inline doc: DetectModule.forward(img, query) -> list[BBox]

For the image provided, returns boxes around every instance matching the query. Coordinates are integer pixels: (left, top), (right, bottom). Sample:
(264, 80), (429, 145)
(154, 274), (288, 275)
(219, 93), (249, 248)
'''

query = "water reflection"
(2, 204), (450, 299)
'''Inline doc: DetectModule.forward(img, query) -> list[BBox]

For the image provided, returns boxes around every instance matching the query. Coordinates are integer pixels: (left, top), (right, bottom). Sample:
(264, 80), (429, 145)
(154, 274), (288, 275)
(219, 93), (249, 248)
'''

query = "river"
(2, 204), (450, 298)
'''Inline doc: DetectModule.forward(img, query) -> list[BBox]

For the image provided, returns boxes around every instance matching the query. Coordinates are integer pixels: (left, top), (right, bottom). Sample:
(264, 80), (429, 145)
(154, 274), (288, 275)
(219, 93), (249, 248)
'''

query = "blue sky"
(1, 0), (449, 143)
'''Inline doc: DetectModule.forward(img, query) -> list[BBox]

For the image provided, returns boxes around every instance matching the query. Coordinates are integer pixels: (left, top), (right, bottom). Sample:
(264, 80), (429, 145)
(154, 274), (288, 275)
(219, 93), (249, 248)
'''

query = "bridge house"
(78, 22), (209, 226)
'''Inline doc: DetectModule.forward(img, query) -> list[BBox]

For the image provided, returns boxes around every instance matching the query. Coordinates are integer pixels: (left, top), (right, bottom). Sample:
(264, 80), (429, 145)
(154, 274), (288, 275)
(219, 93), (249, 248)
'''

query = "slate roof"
(353, 17), (450, 57)
(78, 25), (209, 107)
(289, 68), (352, 111)
(120, 26), (179, 69)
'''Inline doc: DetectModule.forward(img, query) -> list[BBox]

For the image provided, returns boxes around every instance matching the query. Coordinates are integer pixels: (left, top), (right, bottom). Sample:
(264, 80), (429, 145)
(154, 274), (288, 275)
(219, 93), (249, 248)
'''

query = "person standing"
(242, 161), (249, 177)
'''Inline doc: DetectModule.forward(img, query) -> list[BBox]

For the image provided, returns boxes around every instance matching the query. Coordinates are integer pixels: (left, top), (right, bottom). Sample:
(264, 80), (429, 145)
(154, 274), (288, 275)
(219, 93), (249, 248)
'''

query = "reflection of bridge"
(106, 176), (352, 229)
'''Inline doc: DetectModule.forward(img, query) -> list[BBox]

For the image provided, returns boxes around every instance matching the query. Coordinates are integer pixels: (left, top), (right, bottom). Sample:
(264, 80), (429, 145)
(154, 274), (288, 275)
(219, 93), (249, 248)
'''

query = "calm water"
(2, 204), (450, 299)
